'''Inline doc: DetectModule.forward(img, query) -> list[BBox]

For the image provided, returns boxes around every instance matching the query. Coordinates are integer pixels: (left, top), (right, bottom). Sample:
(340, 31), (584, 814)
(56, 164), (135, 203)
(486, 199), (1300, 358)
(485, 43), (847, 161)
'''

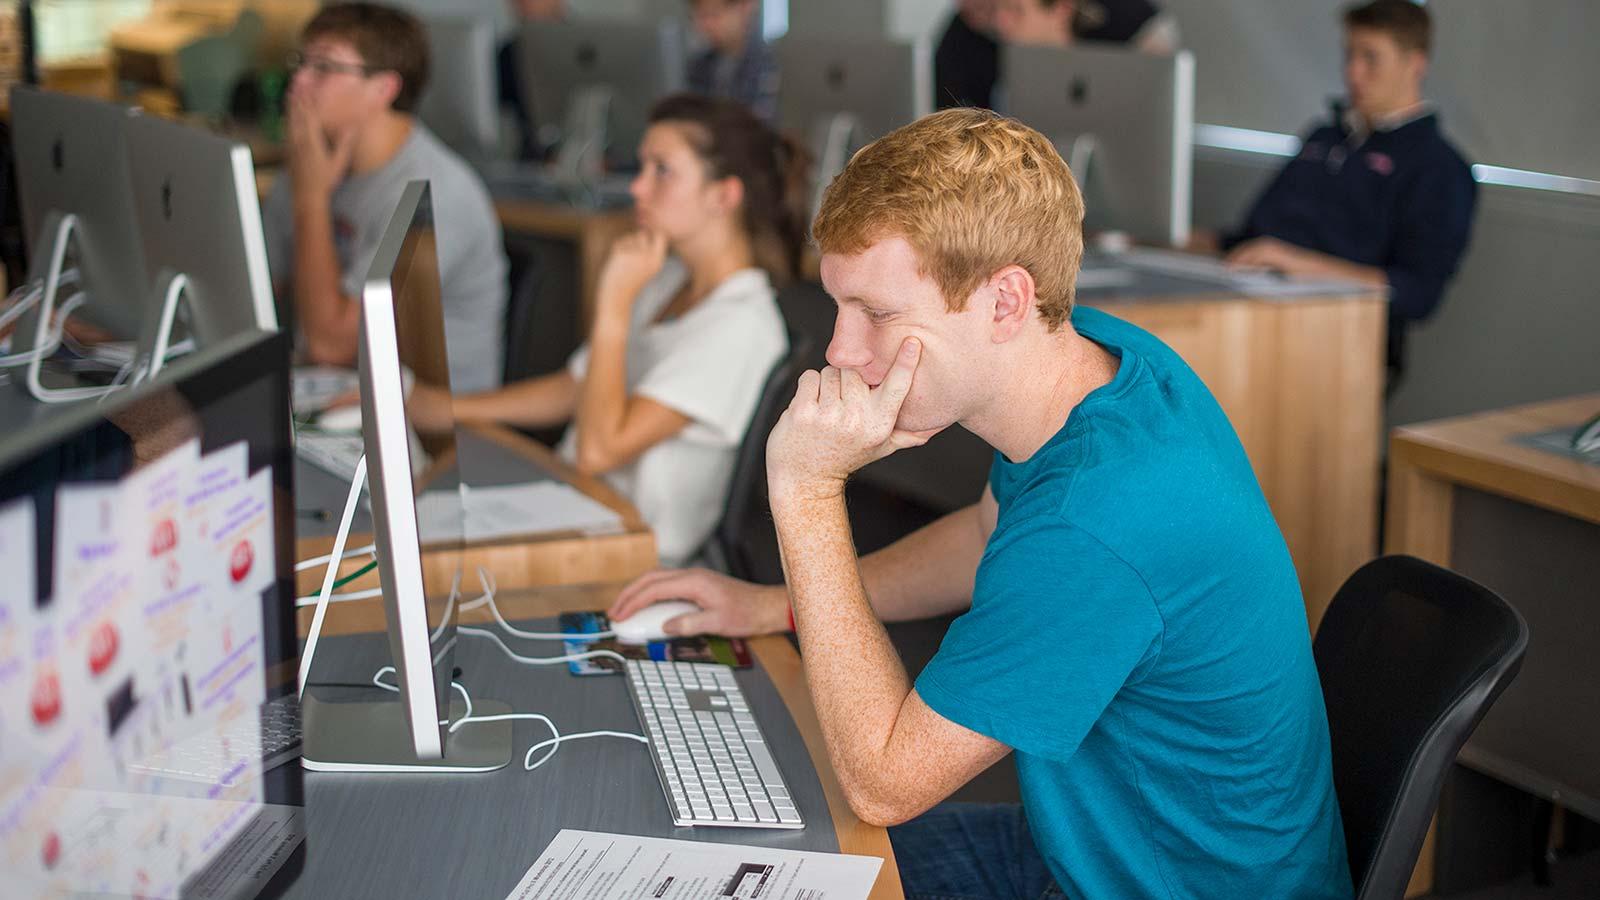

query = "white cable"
(294, 543), (377, 573)
(0, 284), (41, 332)
(466, 567), (615, 640)
(457, 626), (627, 667)
(0, 292), (84, 367)
(519, 729), (648, 771)
(298, 454), (367, 699)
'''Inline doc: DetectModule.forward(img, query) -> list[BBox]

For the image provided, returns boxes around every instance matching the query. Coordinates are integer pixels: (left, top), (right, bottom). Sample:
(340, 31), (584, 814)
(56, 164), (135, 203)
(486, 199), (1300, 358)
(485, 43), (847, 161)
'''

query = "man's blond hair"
(811, 108), (1084, 330)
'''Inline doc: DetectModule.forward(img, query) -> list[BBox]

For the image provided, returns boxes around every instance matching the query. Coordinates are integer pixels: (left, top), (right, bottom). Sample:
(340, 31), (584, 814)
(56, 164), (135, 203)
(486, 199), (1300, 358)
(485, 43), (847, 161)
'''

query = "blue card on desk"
(558, 612), (753, 676)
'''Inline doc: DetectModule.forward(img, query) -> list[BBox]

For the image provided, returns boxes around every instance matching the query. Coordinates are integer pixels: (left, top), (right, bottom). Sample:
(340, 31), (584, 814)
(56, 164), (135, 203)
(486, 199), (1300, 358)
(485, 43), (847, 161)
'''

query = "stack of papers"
(415, 482), (625, 544)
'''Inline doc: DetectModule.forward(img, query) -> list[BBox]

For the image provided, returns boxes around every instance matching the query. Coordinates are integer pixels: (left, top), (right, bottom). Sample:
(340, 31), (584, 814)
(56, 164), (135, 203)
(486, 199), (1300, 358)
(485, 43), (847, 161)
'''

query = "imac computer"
(298, 180), (512, 772)
(514, 20), (686, 175)
(1003, 45), (1195, 247)
(7, 87), (149, 401)
(773, 33), (931, 217)
(416, 16), (500, 163)
(123, 113), (278, 382)
(0, 328), (305, 895)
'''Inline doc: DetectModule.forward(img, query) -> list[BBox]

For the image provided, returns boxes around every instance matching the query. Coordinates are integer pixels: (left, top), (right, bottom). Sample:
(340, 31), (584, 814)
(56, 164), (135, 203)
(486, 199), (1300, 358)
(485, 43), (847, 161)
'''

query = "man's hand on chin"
(765, 337), (942, 504)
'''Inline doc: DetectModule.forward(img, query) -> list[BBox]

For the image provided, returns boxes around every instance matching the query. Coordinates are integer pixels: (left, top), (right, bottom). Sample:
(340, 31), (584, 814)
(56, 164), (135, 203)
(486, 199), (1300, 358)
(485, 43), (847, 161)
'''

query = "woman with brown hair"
(410, 94), (807, 565)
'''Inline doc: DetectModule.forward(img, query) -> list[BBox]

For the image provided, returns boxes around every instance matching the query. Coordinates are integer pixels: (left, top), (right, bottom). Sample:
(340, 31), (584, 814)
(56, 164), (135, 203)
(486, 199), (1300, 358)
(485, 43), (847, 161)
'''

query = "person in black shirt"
(497, 0), (567, 161)
(935, 1), (1001, 110)
(935, 0), (1179, 112)
(1219, 0), (1476, 385)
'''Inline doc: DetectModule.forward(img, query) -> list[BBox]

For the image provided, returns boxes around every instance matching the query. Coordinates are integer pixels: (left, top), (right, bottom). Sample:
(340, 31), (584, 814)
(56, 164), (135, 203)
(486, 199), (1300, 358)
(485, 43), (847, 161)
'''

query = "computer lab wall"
(1191, 148), (1600, 430)
(760, 0), (1600, 428)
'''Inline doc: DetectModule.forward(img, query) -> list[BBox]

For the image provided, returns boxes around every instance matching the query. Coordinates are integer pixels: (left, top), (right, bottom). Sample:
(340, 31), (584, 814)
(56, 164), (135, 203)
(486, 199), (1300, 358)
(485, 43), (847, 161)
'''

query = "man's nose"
(825, 315), (874, 371)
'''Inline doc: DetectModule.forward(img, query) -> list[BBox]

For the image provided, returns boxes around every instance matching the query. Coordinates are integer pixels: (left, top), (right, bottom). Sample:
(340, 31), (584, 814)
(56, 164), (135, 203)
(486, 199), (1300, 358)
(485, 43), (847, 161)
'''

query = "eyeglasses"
(286, 50), (379, 79)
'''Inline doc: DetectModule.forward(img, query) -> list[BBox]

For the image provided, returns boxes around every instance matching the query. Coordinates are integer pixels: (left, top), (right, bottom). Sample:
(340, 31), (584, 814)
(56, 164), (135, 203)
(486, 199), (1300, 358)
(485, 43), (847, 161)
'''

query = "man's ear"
(1409, 49), (1430, 84)
(370, 70), (403, 112)
(989, 265), (1037, 343)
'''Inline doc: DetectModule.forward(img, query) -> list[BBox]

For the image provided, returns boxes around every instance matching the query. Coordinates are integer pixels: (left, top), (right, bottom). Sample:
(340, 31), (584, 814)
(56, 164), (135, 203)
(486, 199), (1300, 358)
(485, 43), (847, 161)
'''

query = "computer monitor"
(7, 87), (149, 397)
(1003, 45), (1195, 247)
(514, 19), (686, 172)
(416, 15), (499, 163)
(773, 33), (930, 218)
(774, 33), (931, 146)
(298, 180), (510, 772)
(0, 328), (304, 895)
(123, 113), (278, 380)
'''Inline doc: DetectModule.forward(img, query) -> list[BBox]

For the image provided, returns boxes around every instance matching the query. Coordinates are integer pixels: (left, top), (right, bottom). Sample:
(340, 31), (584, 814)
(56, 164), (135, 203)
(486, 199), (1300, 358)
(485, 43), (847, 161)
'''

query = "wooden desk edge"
(1389, 395), (1600, 526)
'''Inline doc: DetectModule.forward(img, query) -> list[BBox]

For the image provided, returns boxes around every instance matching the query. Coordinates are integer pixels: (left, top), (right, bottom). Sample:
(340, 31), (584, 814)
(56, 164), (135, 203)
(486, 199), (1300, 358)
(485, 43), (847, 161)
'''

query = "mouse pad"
(559, 611), (753, 676)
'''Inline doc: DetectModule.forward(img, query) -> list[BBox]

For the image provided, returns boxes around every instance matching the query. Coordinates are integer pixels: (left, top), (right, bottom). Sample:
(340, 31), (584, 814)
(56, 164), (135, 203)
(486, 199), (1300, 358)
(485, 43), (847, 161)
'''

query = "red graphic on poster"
(229, 540), (253, 583)
(88, 621), (119, 676)
(41, 832), (60, 869)
(30, 668), (61, 726)
(149, 518), (177, 557)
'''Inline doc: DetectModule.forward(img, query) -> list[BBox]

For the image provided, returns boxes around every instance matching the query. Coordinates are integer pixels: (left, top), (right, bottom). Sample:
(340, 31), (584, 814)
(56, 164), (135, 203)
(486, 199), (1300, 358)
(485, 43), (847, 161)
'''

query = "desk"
(294, 423), (657, 596)
(1386, 394), (1600, 895)
(280, 582), (904, 899)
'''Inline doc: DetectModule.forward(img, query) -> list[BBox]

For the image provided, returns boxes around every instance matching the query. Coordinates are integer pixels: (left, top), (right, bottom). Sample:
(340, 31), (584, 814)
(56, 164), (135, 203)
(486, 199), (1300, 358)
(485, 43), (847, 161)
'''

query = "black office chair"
(700, 329), (812, 583)
(1314, 555), (1528, 900)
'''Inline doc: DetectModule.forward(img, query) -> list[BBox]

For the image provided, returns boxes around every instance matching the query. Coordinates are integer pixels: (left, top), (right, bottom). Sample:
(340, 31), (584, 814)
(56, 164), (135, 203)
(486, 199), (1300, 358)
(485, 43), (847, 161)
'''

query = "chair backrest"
(1314, 555), (1528, 900)
(703, 329), (811, 583)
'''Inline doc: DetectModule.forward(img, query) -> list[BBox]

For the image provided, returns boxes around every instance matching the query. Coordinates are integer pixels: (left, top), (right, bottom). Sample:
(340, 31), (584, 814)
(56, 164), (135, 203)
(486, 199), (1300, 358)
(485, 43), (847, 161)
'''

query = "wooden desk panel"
(295, 582), (904, 900)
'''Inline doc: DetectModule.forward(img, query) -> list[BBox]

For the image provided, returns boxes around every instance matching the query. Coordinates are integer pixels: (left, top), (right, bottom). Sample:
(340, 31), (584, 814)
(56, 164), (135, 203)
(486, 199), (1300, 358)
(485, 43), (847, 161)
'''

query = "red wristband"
(787, 603), (796, 633)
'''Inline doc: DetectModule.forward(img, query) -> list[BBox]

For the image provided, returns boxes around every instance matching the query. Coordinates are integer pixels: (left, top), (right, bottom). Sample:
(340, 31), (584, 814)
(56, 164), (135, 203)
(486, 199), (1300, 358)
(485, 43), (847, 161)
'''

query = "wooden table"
(294, 422), (657, 599)
(1386, 393), (1600, 896)
(1386, 393), (1600, 560)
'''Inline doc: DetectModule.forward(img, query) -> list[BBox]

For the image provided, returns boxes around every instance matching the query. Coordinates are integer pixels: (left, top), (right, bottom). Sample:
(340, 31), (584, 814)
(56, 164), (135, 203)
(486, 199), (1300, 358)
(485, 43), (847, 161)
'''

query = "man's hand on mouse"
(608, 568), (790, 639)
(765, 336), (941, 503)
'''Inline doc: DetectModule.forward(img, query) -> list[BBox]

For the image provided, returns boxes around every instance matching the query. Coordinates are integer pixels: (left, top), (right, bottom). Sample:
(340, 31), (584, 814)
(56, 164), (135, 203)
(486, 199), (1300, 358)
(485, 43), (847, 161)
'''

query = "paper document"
(416, 482), (624, 543)
(506, 830), (883, 900)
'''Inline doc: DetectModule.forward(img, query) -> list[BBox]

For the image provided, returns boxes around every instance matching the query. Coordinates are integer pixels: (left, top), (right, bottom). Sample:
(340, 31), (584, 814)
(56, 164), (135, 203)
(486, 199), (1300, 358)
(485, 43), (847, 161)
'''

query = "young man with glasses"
(261, 2), (509, 391)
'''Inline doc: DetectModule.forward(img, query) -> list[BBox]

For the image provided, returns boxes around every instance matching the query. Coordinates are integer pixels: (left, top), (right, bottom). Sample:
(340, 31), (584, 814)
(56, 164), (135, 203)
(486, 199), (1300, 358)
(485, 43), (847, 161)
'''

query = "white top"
(262, 123), (509, 392)
(560, 259), (787, 565)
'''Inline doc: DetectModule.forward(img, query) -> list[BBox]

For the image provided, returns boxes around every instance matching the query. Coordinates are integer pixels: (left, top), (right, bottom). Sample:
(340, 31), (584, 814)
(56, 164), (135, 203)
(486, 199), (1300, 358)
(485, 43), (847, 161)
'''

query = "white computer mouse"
(315, 404), (363, 433)
(611, 599), (700, 645)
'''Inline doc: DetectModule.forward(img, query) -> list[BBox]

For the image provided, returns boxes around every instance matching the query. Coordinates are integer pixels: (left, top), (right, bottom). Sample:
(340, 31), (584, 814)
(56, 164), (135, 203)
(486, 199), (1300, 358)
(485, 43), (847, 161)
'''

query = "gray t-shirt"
(263, 122), (508, 391)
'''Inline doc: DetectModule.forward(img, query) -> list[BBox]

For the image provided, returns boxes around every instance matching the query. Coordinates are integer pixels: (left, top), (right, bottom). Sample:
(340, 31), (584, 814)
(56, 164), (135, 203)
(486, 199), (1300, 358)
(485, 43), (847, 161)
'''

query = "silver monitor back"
(1003, 45), (1194, 247)
(514, 20), (686, 168)
(774, 33), (932, 145)
(8, 86), (148, 337)
(355, 180), (462, 763)
(123, 114), (277, 360)
(417, 16), (499, 162)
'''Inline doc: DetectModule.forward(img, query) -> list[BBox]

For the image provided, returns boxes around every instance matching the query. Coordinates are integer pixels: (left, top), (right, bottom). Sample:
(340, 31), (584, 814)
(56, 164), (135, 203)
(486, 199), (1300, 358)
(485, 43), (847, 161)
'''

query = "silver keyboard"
(128, 694), (302, 783)
(623, 660), (804, 829)
(296, 432), (365, 485)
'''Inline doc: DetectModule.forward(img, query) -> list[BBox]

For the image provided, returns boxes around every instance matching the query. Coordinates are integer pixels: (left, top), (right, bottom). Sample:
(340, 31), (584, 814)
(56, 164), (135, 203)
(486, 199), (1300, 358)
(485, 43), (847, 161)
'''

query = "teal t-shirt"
(914, 307), (1352, 899)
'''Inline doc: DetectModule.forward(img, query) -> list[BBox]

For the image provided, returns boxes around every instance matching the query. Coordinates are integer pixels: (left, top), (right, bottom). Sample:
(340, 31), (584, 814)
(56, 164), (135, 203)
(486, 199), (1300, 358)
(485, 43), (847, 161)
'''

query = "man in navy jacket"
(1222, 0), (1476, 387)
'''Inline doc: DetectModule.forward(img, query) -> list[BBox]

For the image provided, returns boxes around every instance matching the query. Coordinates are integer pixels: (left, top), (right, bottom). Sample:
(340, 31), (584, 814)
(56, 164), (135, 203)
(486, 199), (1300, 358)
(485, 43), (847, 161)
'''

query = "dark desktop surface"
(271, 617), (841, 898)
